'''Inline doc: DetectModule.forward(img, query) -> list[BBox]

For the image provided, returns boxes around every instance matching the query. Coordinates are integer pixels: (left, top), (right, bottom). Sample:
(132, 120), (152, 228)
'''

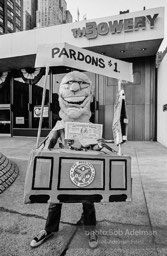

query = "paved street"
(0, 136), (167, 256)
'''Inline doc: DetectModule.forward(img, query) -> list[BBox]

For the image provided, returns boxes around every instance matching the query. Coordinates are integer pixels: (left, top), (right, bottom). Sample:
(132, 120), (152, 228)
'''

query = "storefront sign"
(34, 106), (48, 118)
(71, 13), (159, 39)
(35, 43), (133, 82)
(16, 117), (24, 124)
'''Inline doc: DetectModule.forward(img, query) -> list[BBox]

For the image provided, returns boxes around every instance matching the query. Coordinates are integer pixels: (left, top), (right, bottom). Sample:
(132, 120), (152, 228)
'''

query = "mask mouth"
(61, 95), (89, 108)
(65, 99), (85, 105)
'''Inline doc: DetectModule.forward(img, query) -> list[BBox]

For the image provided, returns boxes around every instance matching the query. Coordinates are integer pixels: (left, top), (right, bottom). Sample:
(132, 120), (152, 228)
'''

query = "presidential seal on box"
(70, 160), (96, 187)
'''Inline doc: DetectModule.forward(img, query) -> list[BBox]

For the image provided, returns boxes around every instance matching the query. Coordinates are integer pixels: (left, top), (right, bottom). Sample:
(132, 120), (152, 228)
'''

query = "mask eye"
(67, 81), (74, 85)
(63, 80), (90, 89)
(66, 80), (84, 85)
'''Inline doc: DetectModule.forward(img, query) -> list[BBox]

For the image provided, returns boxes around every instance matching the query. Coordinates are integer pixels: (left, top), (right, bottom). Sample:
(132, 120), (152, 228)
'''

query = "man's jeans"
(45, 202), (96, 233)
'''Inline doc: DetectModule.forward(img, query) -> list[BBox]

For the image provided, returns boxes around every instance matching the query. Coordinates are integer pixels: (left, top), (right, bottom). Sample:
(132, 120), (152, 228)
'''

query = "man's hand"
(70, 140), (82, 150)
(44, 130), (59, 149)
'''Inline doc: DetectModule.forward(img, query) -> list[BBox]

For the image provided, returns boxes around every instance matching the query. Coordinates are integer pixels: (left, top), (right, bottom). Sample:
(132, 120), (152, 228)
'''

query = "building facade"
(157, 49), (167, 147)
(31, 0), (37, 28)
(0, 0), (23, 35)
(66, 10), (72, 23)
(36, 0), (72, 28)
(23, 0), (38, 30)
(0, 7), (165, 143)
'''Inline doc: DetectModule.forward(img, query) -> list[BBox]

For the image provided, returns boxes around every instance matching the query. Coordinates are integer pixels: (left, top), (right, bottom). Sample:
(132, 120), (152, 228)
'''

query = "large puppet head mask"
(58, 71), (94, 122)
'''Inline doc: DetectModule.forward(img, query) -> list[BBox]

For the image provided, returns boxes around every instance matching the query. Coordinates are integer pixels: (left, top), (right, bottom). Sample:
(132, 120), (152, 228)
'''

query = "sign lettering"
(52, 47), (105, 68)
(71, 13), (159, 39)
(35, 43), (133, 82)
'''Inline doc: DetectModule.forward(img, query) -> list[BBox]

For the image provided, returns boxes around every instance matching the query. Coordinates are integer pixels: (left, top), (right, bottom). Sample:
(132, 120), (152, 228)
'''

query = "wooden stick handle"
(36, 66), (49, 149)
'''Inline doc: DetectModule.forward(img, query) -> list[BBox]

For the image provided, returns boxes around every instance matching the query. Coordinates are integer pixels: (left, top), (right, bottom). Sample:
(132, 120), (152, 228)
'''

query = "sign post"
(36, 66), (49, 149)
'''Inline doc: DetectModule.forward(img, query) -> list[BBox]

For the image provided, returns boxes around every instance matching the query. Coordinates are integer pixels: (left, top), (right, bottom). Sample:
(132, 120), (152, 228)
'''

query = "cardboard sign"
(35, 42), (133, 82)
(24, 149), (132, 203)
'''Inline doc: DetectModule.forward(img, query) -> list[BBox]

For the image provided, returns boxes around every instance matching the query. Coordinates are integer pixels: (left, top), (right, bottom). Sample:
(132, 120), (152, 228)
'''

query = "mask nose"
(70, 82), (80, 92)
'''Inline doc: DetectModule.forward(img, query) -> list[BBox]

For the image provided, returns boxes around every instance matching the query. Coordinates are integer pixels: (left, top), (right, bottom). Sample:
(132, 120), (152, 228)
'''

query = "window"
(0, 15), (3, 24)
(16, 0), (21, 7)
(16, 17), (21, 26)
(7, 9), (14, 19)
(7, 0), (14, 9)
(32, 75), (49, 129)
(15, 7), (21, 17)
(7, 20), (14, 30)
(0, 26), (3, 33)
(0, 5), (3, 12)
(13, 79), (29, 128)
(16, 27), (21, 32)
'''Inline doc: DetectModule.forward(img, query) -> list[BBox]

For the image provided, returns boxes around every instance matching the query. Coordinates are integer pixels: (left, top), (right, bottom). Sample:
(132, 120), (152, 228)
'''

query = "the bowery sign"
(71, 13), (159, 39)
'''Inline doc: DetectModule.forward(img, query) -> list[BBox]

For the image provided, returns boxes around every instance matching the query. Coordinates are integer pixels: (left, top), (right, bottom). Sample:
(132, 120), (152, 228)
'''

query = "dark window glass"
(13, 79), (29, 128)
(32, 76), (49, 129)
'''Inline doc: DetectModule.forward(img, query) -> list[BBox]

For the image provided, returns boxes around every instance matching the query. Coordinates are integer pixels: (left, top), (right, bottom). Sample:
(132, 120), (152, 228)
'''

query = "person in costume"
(30, 71), (99, 249)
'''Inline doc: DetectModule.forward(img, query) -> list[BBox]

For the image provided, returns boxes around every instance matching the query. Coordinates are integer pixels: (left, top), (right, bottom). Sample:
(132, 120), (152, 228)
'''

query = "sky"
(66, 0), (166, 21)
(65, 0), (167, 50)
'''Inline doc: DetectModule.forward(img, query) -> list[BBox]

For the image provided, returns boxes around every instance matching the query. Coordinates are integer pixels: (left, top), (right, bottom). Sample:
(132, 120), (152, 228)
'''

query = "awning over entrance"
(0, 7), (164, 73)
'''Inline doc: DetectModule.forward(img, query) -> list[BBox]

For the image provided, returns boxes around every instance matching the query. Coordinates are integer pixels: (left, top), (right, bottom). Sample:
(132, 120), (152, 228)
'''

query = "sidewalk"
(0, 136), (167, 256)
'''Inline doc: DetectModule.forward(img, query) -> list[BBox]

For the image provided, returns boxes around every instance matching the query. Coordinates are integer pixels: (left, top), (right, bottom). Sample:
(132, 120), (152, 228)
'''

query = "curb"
(0, 152), (19, 194)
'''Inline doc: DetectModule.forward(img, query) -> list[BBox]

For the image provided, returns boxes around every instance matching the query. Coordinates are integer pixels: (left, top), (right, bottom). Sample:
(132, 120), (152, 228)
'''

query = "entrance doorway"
(96, 57), (156, 141)
(0, 104), (11, 134)
(0, 74), (11, 135)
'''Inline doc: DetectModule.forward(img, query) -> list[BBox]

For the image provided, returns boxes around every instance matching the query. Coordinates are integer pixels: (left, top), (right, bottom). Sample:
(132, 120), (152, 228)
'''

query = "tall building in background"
(31, 0), (37, 28)
(23, 0), (31, 30)
(36, 0), (72, 28)
(23, 0), (37, 30)
(66, 9), (72, 23)
(0, 0), (23, 35)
